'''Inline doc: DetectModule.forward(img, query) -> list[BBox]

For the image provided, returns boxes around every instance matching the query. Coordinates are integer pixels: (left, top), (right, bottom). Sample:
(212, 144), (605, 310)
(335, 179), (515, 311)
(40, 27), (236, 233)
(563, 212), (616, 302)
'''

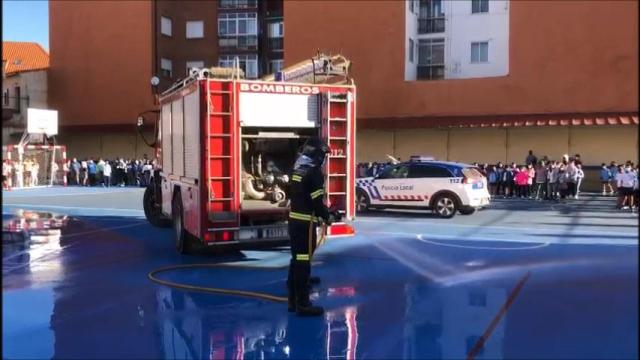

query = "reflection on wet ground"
(2, 189), (638, 359)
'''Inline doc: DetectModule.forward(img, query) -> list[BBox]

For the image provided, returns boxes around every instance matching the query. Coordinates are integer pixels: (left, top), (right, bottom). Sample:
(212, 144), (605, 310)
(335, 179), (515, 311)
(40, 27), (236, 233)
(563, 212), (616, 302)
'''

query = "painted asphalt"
(2, 187), (638, 359)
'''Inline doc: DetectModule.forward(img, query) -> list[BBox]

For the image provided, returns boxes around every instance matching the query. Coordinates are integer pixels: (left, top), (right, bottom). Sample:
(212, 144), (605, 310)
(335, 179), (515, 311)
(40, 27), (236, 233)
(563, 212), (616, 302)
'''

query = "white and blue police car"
(356, 156), (490, 218)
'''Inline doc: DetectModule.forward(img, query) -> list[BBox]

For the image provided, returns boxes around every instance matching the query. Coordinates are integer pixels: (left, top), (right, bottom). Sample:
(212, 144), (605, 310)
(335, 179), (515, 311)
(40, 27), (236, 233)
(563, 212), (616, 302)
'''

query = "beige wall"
(570, 127), (638, 165)
(357, 125), (639, 166)
(2, 70), (49, 144)
(357, 130), (394, 163)
(394, 129), (448, 162)
(449, 129), (507, 164)
(506, 127), (570, 164)
(57, 130), (155, 160)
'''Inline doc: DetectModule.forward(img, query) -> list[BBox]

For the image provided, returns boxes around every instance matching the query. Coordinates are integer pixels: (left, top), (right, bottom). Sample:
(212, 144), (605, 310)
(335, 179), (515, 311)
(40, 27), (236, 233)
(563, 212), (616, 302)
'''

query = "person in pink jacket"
(515, 166), (530, 198)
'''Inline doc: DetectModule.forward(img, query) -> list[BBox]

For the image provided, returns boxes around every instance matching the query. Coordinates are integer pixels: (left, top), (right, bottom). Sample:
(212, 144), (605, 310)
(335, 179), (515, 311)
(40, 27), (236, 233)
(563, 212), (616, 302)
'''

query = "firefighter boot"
(287, 265), (296, 312)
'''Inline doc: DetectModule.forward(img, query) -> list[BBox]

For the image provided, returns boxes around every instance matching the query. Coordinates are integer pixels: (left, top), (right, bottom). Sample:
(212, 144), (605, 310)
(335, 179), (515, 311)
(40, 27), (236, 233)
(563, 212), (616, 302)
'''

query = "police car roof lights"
(410, 155), (435, 162)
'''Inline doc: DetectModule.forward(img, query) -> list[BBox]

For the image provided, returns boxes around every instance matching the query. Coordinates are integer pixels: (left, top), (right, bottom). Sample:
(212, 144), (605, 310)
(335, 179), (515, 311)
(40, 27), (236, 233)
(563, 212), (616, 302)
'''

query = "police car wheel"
(433, 194), (457, 218)
(356, 190), (371, 212)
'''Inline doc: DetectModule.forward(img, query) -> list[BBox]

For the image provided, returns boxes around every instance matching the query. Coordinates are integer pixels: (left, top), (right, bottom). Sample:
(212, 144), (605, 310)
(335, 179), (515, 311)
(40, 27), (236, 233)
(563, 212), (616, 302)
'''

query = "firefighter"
(287, 137), (337, 316)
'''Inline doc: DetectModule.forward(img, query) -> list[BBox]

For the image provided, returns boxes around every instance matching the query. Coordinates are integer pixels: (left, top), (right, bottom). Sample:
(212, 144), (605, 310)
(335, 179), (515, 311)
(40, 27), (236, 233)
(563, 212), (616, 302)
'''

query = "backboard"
(27, 108), (58, 136)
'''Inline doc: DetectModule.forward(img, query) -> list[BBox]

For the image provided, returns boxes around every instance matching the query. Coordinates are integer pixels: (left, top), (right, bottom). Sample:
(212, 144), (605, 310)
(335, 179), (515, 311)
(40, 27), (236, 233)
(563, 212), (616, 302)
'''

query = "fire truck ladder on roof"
(326, 91), (350, 208)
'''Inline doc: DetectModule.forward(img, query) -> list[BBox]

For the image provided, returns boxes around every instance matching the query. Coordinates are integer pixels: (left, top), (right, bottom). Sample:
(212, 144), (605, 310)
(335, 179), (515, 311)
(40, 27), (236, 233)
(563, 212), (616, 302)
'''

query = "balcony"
(268, 37), (283, 51)
(218, 35), (258, 51)
(218, 0), (257, 9)
(418, 17), (445, 34)
(417, 65), (445, 80)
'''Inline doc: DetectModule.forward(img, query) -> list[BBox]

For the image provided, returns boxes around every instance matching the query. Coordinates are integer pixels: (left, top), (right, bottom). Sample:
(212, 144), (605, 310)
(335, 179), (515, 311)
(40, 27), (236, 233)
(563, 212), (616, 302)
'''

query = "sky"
(3, 0), (49, 51)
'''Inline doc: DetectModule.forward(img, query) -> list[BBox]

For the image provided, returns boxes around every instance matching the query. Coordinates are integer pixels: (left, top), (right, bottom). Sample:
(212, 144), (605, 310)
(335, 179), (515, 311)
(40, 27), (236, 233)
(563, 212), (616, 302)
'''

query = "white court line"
(357, 230), (638, 246)
(356, 218), (636, 236)
(416, 234), (549, 250)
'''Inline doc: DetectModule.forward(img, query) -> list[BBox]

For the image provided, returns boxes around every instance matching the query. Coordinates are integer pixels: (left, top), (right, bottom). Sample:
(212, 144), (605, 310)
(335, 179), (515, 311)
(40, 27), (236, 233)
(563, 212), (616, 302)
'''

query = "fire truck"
(140, 54), (356, 253)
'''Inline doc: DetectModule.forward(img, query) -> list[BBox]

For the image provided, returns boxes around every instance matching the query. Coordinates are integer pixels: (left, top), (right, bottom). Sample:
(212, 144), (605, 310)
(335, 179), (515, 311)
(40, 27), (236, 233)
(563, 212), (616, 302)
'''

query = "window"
(186, 20), (204, 39)
(186, 61), (205, 75)
(471, 42), (489, 63)
(269, 59), (283, 74)
(218, 13), (257, 36)
(377, 165), (410, 180)
(161, 16), (172, 36)
(409, 164), (452, 178)
(219, 54), (258, 78)
(3, 89), (9, 106)
(408, 38), (414, 63)
(417, 38), (445, 80)
(472, 0), (489, 13)
(409, 0), (414, 13)
(418, 0), (445, 34)
(268, 22), (284, 38)
(161, 58), (172, 78)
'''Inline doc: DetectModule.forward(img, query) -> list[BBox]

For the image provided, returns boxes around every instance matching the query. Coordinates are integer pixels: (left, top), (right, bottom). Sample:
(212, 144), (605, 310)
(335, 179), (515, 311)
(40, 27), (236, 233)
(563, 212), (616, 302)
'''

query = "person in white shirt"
(575, 164), (585, 199)
(103, 161), (112, 188)
(31, 161), (39, 186)
(617, 165), (636, 210)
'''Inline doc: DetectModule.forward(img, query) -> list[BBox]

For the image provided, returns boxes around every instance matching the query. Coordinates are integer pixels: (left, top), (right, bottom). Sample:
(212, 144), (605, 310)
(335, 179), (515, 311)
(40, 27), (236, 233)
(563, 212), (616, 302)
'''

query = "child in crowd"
(600, 163), (614, 195)
(515, 166), (529, 198)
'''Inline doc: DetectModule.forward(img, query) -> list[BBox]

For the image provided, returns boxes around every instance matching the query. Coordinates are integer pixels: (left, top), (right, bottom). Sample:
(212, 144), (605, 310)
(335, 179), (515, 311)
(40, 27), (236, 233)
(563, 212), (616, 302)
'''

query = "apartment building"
(285, 0), (638, 172)
(2, 42), (50, 145)
(49, 0), (283, 159)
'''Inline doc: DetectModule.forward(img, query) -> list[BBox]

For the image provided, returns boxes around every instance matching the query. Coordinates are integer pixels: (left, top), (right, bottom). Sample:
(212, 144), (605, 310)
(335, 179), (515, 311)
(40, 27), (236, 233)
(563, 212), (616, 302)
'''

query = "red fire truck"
(141, 54), (356, 253)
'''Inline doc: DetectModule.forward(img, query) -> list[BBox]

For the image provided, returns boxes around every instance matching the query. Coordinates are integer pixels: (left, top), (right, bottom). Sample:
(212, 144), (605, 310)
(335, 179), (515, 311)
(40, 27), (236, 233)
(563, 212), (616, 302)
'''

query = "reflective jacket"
(289, 164), (330, 223)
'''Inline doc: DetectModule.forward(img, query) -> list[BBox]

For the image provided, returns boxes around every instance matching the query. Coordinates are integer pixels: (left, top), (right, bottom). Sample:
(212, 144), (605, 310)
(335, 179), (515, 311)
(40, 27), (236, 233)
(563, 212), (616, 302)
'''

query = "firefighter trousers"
(287, 218), (317, 306)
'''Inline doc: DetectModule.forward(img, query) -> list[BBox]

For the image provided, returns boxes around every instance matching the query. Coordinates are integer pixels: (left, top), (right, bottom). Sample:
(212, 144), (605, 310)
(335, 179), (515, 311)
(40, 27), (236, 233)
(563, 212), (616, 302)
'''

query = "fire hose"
(147, 225), (329, 303)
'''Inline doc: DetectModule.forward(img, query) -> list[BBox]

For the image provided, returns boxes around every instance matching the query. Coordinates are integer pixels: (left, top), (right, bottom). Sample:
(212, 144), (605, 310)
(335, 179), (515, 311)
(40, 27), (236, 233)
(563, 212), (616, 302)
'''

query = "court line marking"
(356, 218), (636, 236)
(467, 272), (531, 360)
(416, 234), (550, 250)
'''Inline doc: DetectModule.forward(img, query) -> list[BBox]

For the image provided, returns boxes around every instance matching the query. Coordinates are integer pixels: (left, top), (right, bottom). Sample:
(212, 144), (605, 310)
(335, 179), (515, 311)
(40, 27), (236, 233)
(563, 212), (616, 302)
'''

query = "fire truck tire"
(144, 185), (171, 227)
(172, 192), (195, 254)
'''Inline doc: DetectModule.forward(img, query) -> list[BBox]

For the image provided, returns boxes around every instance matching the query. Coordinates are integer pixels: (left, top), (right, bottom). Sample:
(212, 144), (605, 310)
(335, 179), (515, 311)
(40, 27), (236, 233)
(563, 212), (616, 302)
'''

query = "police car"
(356, 156), (490, 218)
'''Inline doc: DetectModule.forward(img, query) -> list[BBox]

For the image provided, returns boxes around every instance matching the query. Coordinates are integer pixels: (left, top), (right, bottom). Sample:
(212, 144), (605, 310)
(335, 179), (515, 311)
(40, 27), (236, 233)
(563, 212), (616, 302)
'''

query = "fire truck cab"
(142, 54), (356, 253)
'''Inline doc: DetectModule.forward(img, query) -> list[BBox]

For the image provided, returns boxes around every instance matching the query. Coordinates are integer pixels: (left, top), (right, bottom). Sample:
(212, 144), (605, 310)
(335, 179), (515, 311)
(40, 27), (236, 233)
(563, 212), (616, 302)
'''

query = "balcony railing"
(218, 0), (257, 9)
(418, 17), (445, 34)
(417, 65), (445, 80)
(218, 35), (258, 51)
(268, 37), (283, 51)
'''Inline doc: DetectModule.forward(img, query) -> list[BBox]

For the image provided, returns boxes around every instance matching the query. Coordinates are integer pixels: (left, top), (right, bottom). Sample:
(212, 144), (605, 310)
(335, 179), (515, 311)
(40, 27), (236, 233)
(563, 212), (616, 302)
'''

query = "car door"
(406, 164), (455, 205)
(370, 164), (410, 206)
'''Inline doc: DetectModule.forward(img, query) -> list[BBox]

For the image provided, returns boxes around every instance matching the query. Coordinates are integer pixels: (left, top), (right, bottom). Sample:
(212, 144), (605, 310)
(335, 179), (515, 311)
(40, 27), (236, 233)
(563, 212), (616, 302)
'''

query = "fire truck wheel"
(144, 185), (171, 227)
(172, 192), (193, 254)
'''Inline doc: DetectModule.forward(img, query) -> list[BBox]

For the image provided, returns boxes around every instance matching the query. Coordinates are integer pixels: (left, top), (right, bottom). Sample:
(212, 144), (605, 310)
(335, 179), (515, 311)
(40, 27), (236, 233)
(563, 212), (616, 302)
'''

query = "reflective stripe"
(310, 189), (324, 199)
(289, 211), (318, 222)
(292, 175), (302, 182)
(296, 254), (310, 261)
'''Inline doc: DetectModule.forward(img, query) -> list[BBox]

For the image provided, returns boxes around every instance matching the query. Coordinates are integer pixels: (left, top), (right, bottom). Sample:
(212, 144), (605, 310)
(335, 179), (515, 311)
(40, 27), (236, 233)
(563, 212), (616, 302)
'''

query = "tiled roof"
(362, 112), (639, 130)
(2, 41), (50, 76)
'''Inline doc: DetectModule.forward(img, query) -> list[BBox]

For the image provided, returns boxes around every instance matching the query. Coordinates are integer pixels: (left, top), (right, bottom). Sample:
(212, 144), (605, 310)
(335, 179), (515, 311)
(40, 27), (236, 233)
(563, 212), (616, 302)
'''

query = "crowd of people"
(355, 151), (639, 212)
(66, 157), (157, 188)
(2, 157), (41, 189)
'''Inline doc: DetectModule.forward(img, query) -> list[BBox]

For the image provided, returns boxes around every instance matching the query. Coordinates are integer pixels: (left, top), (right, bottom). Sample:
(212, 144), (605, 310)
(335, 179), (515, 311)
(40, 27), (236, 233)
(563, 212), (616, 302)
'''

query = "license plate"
(264, 227), (288, 239)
